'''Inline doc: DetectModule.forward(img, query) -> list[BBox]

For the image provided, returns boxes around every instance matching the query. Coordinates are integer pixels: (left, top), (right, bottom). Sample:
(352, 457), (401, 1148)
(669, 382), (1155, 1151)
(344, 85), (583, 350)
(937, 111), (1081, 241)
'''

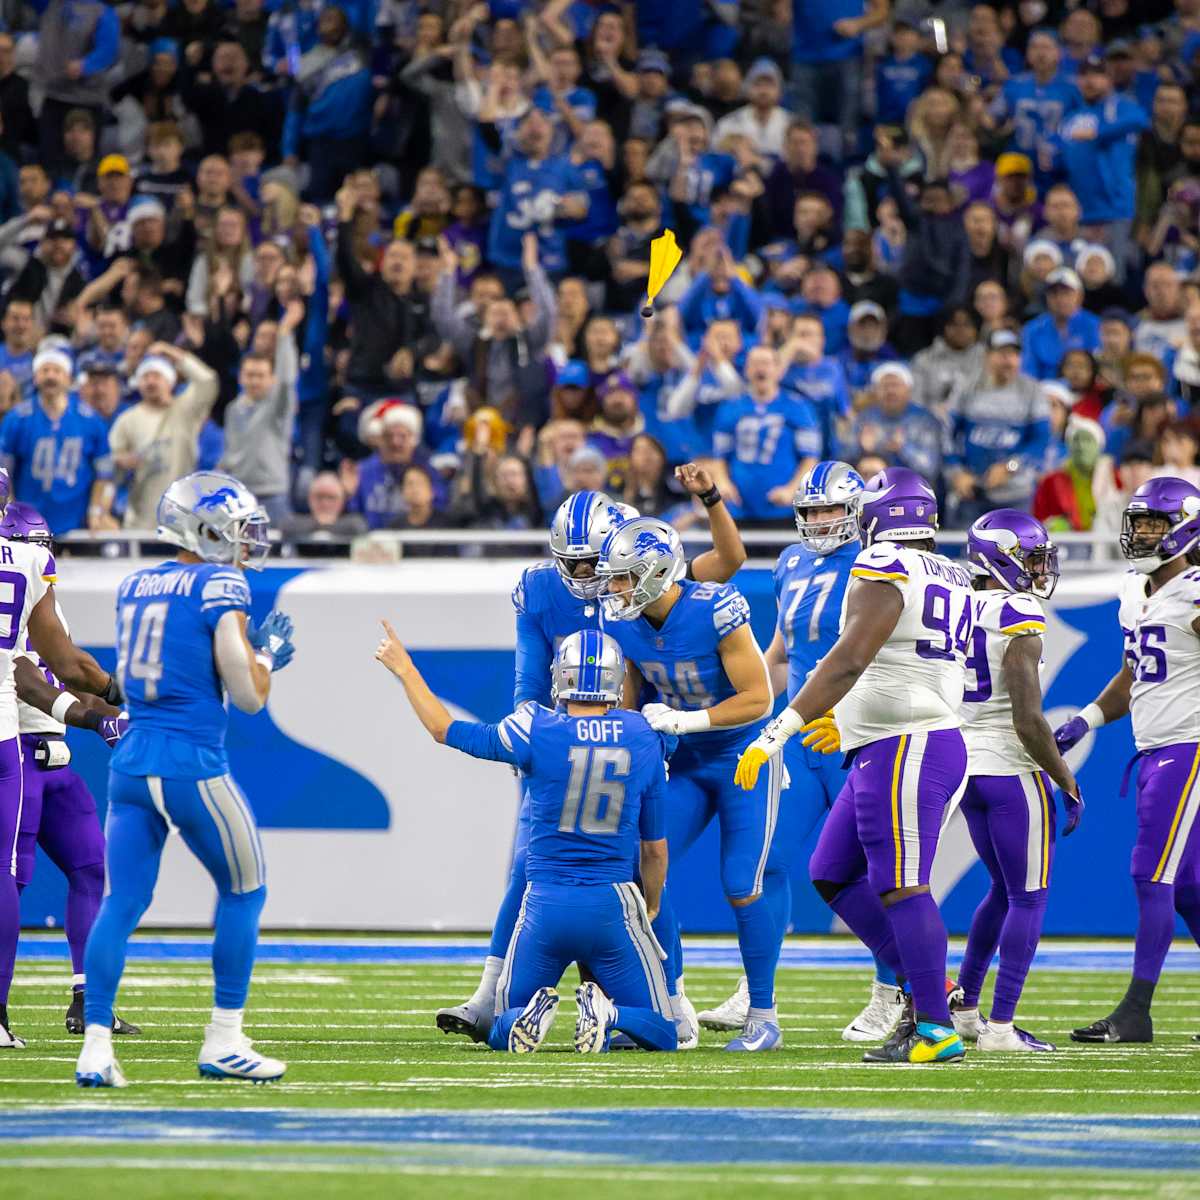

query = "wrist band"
(254, 652), (274, 673)
(1079, 702), (1106, 730)
(675, 709), (712, 734)
(698, 485), (722, 508)
(50, 692), (78, 725)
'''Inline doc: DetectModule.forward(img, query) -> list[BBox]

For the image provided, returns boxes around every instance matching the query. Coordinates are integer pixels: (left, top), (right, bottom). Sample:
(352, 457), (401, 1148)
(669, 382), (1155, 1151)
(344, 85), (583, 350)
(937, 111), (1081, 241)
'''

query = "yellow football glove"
(800, 712), (841, 755)
(734, 746), (770, 791)
(734, 709), (807, 790)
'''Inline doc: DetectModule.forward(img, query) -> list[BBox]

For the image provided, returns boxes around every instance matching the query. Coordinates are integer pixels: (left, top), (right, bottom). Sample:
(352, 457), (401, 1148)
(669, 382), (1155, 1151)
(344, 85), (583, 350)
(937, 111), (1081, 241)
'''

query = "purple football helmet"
(967, 509), (1059, 599)
(859, 467), (938, 545)
(0, 499), (53, 549)
(1120, 476), (1200, 574)
(0, 466), (9, 512)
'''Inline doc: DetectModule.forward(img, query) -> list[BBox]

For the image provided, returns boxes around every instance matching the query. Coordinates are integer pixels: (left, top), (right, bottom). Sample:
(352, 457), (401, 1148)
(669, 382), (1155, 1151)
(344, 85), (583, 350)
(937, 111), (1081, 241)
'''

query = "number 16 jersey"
(1119, 567), (1200, 751)
(834, 542), (973, 752)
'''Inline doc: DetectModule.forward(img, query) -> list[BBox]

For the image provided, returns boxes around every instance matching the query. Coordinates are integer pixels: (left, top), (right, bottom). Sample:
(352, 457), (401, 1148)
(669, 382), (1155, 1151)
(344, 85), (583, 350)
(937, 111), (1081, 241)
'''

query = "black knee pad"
(812, 878), (846, 904)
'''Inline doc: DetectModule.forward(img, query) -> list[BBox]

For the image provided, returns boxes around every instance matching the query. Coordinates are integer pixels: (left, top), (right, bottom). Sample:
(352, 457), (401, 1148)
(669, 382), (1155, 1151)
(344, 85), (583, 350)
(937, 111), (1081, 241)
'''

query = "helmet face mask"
(549, 492), (637, 599)
(1119, 477), (1200, 574)
(596, 517), (685, 621)
(793, 461), (865, 553)
(967, 509), (1059, 599)
(156, 472), (271, 571)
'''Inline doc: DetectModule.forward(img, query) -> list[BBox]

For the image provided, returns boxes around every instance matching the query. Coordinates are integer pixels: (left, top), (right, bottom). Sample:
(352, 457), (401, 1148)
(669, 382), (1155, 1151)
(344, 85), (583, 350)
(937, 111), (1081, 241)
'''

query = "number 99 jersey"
(1119, 567), (1200, 751)
(834, 542), (973, 752)
(960, 589), (1046, 775)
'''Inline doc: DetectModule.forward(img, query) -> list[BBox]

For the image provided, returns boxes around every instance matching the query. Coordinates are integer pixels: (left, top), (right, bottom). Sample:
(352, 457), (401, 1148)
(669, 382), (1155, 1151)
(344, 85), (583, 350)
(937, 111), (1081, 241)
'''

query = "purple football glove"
(1053, 715), (1090, 754)
(99, 713), (129, 749)
(1060, 786), (1084, 837)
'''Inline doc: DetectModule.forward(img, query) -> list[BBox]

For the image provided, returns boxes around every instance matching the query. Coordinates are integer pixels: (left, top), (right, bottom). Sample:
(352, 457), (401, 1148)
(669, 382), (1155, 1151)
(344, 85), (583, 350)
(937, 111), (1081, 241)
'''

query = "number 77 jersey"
(834, 542), (974, 752)
(1120, 567), (1200, 751)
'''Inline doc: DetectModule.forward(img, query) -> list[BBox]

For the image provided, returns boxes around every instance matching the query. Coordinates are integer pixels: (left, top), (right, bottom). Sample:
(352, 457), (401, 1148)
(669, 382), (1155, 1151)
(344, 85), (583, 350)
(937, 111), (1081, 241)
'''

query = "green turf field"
(4, 938), (1200, 1199)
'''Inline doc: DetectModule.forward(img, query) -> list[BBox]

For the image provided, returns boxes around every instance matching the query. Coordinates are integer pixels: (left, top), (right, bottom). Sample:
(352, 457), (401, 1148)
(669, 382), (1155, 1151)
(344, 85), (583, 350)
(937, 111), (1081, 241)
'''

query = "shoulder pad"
(200, 569), (251, 611)
(995, 591), (1047, 636)
(497, 702), (538, 751)
(851, 542), (912, 582)
(712, 585), (751, 640)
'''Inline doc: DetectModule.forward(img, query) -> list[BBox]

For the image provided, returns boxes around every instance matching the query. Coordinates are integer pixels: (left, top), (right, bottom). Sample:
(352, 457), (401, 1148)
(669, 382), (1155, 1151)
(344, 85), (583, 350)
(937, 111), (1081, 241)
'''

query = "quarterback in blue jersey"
(0, 348), (114, 534)
(698, 461), (904, 1042)
(379, 626), (676, 1053)
(74, 472), (296, 1089)
(437, 465), (747, 1045)
(598, 516), (783, 1052)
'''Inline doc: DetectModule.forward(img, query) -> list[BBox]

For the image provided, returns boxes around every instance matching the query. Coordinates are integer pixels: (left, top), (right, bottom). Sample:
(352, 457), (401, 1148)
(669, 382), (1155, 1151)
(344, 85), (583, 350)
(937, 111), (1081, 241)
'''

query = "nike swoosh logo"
(858, 761), (871, 768)
(740, 1028), (774, 1050)
(1158, 759), (1175, 767)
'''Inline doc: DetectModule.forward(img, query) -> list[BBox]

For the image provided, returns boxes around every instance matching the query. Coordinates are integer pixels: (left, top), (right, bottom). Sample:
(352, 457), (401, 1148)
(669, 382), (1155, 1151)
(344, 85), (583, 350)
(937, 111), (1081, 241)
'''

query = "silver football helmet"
(551, 629), (624, 706)
(793, 460), (866, 554)
(156, 471), (271, 569)
(548, 491), (637, 598)
(596, 515), (685, 621)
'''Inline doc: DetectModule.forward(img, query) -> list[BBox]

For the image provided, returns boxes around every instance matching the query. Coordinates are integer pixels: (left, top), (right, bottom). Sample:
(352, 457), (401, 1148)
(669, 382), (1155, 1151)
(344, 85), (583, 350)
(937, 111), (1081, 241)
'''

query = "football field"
(4, 935), (1200, 1200)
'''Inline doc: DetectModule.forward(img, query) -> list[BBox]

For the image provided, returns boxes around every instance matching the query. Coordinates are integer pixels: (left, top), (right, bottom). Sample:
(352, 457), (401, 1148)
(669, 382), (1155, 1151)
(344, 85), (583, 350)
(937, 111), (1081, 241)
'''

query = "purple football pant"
(809, 729), (967, 1024)
(1129, 743), (1200, 985)
(14, 737), (106, 978)
(0, 735), (25, 1006)
(956, 772), (1055, 1024)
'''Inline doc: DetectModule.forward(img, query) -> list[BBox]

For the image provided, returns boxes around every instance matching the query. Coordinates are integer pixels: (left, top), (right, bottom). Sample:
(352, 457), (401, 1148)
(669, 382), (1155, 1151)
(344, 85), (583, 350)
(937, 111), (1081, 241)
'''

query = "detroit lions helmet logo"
(633, 529), (672, 557)
(195, 487), (240, 513)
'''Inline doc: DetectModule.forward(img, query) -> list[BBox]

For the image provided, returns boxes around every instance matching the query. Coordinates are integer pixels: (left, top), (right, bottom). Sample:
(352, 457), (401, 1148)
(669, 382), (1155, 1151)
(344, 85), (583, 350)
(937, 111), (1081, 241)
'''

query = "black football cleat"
(1070, 1012), (1153, 1044)
(113, 1013), (142, 1036)
(66, 992), (143, 1037)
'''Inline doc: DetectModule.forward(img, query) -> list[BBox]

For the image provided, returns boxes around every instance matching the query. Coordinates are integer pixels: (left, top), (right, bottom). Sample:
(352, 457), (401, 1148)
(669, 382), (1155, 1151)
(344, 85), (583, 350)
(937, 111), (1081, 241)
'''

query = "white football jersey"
(0, 539), (56, 741)
(1119, 567), (1200, 751)
(15, 600), (70, 737)
(960, 589), (1046, 775)
(834, 542), (973, 751)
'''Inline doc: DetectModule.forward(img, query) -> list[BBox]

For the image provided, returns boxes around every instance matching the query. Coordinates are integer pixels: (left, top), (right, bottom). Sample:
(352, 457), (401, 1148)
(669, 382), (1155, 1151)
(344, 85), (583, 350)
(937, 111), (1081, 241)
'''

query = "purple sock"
(1132, 878), (1176, 986)
(886, 892), (950, 1024)
(1175, 884), (1200, 947)
(0, 874), (18, 1006)
(989, 891), (1047, 1024)
(957, 884), (1007, 1010)
(64, 865), (104, 977)
(829, 879), (903, 978)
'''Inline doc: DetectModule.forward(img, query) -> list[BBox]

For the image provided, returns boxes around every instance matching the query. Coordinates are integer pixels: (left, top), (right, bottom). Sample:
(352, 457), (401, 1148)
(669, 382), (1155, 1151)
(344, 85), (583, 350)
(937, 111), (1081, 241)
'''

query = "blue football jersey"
(486, 152), (589, 273)
(604, 577), (757, 754)
(512, 561), (604, 708)
(0, 395), (113, 535)
(774, 537), (859, 700)
(111, 560), (253, 780)
(445, 703), (668, 884)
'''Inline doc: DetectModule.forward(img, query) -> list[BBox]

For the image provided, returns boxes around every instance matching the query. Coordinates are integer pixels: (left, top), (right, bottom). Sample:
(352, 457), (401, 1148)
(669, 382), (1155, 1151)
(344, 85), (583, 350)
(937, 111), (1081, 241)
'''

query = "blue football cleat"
(508, 987), (560, 1053)
(724, 1019), (782, 1052)
(863, 1018), (965, 1064)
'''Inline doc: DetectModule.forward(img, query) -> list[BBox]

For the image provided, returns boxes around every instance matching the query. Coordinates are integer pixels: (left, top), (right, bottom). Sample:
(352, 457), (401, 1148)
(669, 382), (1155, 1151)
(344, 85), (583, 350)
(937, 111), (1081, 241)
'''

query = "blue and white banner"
(18, 560), (1166, 936)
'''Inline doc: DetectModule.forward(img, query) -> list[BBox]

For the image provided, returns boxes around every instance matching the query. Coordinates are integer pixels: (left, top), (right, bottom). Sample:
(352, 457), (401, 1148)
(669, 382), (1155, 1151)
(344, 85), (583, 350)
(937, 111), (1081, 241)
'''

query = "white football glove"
(641, 702), (712, 736)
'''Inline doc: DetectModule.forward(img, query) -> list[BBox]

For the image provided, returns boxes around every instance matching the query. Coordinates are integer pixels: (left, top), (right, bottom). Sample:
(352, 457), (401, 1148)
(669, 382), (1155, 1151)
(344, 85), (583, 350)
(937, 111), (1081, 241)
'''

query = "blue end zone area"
(15, 935), (1200, 972)
(4, 1107), (1200, 1174)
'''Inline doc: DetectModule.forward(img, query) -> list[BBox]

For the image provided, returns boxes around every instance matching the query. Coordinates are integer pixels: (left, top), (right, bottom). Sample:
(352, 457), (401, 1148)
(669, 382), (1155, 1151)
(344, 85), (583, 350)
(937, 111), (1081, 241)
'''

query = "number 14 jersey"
(1119, 567), (1200, 751)
(834, 542), (973, 752)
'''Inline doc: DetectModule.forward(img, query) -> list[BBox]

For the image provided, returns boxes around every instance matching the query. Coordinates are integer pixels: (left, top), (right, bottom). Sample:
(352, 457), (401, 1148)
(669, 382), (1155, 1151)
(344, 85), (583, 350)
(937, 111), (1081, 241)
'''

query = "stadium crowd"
(1, 0), (1200, 545)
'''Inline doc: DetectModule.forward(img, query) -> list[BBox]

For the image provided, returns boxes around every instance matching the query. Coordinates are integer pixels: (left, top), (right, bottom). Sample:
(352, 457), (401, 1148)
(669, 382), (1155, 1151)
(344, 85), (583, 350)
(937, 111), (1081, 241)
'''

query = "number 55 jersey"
(834, 542), (974, 752)
(1119, 567), (1200, 751)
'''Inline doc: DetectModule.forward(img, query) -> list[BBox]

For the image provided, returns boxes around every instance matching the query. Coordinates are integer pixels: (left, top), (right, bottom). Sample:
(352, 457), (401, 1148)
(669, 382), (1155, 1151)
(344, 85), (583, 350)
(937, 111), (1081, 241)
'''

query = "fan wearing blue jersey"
(74, 472), (296, 1090)
(437, 465), (747, 1046)
(598, 517), (782, 1052)
(697, 461), (905, 1043)
(379, 625), (676, 1054)
(0, 347), (115, 534)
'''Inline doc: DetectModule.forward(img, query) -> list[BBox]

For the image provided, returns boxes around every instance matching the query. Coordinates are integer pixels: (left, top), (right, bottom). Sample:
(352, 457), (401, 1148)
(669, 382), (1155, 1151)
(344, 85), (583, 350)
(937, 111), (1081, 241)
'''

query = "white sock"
(988, 1019), (1012, 1033)
(210, 1006), (244, 1040)
(748, 1005), (777, 1024)
(957, 1005), (979, 1016)
(670, 994), (687, 1024)
(72, 973), (85, 989)
(83, 1023), (112, 1047)
(470, 956), (503, 1010)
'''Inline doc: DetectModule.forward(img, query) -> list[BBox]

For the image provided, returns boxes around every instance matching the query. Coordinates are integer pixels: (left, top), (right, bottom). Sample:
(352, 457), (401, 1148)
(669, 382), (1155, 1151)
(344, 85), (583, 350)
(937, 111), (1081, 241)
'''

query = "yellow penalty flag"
(640, 229), (683, 317)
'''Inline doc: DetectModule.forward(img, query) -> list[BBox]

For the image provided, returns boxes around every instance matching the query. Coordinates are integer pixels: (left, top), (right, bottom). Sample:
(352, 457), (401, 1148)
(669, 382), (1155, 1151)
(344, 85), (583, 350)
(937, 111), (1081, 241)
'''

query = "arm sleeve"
(638, 742), (669, 841)
(444, 709), (532, 769)
(213, 609), (265, 715)
(512, 578), (554, 706)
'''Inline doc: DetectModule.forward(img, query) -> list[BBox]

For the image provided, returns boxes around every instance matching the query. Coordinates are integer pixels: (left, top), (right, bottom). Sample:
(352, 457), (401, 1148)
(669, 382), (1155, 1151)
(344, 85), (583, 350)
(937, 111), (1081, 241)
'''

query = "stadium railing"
(57, 528), (1126, 569)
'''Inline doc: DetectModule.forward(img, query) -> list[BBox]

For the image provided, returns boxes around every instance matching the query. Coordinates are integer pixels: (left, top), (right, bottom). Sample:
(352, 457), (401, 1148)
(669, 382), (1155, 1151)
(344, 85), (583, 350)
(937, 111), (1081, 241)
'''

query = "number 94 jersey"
(960, 590), (1046, 775)
(1119, 567), (1200, 751)
(834, 542), (973, 752)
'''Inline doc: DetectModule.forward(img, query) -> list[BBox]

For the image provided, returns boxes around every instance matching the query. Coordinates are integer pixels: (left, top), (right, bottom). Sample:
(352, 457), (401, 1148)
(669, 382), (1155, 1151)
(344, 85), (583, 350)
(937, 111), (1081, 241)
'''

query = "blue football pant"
(660, 742), (784, 1011)
(489, 881), (677, 1052)
(83, 771), (267, 1029)
(487, 783), (531, 959)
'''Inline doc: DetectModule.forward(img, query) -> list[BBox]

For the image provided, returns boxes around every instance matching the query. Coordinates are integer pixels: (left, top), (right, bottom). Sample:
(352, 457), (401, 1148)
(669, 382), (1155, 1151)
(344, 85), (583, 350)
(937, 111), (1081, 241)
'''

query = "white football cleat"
(75, 1040), (127, 1088)
(435, 1002), (491, 1043)
(697, 975), (749, 1032)
(842, 980), (906, 1042)
(574, 982), (617, 1053)
(674, 990), (700, 1050)
(951, 1006), (988, 1043)
(508, 987), (560, 1053)
(977, 1023), (1056, 1052)
(0, 1021), (26, 1050)
(198, 1026), (286, 1082)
